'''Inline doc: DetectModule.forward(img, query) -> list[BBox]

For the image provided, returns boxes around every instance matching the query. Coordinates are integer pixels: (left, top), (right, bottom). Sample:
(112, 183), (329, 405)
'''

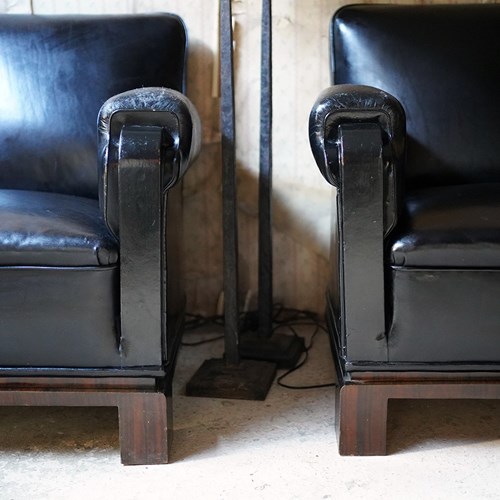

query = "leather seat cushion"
(0, 189), (118, 266)
(0, 266), (124, 368)
(390, 183), (500, 268)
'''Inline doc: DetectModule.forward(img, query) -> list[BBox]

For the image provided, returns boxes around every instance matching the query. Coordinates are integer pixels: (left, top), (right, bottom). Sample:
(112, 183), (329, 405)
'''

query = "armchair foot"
(0, 376), (172, 465)
(335, 370), (500, 456)
(337, 384), (388, 456)
(118, 392), (172, 465)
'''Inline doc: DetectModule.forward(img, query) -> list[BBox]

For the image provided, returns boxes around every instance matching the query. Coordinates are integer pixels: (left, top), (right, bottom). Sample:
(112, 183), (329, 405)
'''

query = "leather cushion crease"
(390, 183), (500, 268)
(0, 189), (118, 267)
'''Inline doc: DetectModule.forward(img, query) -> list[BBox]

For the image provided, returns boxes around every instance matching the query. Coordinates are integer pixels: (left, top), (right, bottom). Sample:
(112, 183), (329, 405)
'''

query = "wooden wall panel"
(2, 0), (496, 315)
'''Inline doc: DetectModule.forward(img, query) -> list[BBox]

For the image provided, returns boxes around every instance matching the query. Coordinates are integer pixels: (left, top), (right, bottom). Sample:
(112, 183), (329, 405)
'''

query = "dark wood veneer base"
(336, 371), (500, 456)
(0, 377), (171, 465)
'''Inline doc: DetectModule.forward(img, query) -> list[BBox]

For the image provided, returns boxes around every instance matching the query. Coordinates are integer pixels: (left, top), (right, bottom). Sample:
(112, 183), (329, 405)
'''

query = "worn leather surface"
(390, 183), (500, 268)
(309, 84), (405, 190)
(97, 87), (201, 238)
(0, 14), (186, 198)
(0, 189), (118, 266)
(332, 4), (500, 189)
(309, 84), (405, 238)
(0, 14), (194, 372)
(0, 266), (122, 367)
(312, 4), (500, 370)
(389, 268), (500, 363)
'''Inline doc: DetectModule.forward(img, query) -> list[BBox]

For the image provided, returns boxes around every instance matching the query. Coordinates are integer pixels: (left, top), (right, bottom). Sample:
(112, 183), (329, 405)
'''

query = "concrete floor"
(0, 326), (499, 499)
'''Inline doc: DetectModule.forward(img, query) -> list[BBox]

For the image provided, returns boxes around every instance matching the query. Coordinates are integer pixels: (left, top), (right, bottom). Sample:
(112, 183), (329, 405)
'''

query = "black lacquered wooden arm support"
(97, 87), (201, 367)
(309, 85), (405, 364)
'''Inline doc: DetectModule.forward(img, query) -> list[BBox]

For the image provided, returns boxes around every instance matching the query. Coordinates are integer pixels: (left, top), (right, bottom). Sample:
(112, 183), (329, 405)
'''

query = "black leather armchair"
(309, 5), (500, 455)
(0, 14), (200, 464)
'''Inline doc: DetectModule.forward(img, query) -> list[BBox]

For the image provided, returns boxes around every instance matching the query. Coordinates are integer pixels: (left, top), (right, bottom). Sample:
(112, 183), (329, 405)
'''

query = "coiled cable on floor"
(182, 305), (337, 389)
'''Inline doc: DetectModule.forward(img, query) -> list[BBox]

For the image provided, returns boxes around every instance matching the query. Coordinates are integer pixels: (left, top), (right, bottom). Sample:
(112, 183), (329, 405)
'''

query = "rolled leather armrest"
(309, 84), (405, 187)
(309, 84), (405, 236)
(97, 87), (201, 238)
(310, 86), (405, 360)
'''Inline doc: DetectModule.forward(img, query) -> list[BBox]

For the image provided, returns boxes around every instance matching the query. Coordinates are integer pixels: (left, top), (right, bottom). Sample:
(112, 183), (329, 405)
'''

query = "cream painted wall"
(0, 0), (492, 315)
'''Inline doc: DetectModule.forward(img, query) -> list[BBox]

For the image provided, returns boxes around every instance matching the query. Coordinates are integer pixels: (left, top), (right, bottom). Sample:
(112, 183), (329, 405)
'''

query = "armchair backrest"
(0, 14), (186, 198)
(332, 5), (500, 189)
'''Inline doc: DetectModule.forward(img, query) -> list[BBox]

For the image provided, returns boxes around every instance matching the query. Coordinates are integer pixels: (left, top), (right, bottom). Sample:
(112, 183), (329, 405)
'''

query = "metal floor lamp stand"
(186, 0), (276, 400)
(238, 0), (305, 369)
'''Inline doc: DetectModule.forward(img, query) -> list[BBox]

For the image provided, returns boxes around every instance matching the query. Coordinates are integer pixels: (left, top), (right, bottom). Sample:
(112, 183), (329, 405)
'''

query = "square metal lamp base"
(185, 358), (277, 401)
(239, 332), (306, 369)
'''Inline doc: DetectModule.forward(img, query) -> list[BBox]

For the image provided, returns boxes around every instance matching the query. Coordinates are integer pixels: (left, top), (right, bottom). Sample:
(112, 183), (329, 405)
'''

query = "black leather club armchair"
(309, 4), (500, 455)
(0, 14), (200, 464)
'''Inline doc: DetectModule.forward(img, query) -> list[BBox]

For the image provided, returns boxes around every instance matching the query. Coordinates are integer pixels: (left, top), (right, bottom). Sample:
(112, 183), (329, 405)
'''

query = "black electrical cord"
(182, 306), (337, 389)
(182, 313), (225, 346)
(275, 323), (337, 390)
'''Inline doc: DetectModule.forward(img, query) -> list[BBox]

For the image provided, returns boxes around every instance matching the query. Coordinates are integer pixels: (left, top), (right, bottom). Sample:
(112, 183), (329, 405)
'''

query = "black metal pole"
(258, 0), (273, 337)
(221, 0), (240, 365)
(185, 1), (280, 398)
(239, 0), (305, 367)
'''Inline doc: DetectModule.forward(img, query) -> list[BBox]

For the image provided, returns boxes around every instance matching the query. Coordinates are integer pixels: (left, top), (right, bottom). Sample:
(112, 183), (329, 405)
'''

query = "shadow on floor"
(387, 399), (500, 454)
(0, 406), (119, 454)
(171, 327), (337, 462)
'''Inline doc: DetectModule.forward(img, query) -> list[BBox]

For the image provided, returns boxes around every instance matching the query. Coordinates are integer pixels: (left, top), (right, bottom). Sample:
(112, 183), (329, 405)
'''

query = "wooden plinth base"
(0, 377), (171, 465)
(336, 371), (500, 456)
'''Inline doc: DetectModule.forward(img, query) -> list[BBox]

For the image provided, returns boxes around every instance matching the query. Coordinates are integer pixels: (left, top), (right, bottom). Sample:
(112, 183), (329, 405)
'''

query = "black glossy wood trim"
(339, 123), (387, 362)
